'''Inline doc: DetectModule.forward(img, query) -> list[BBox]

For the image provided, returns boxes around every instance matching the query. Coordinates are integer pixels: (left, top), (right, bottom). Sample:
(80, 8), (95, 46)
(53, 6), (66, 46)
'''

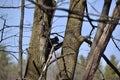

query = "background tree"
(104, 55), (120, 80)
(0, 45), (10, 80)
(0, 45), (19, 80)
(74, 55), (102, 80)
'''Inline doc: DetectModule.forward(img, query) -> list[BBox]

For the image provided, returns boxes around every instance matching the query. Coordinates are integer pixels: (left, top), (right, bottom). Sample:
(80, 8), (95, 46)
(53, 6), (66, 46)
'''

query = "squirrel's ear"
(54, 36), (59, 42)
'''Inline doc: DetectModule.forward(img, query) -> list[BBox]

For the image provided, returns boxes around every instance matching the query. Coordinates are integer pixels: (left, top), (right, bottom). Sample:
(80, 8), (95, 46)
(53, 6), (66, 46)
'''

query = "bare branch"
(48, 53), (74, 67)
(51, 32), (64, 38)
(28, 0), (120, 25)
(0, 6), (21, 9)
(0, 34), (18, 43)
(0, 17), (6, 42)
(85, 1), (97, 38)
(18, 0), (25, 79)
(111, 35), (120, 52)
(38, 45), (55, 80)
(0, 4), (34, 9)
(87, 1), (100, 14)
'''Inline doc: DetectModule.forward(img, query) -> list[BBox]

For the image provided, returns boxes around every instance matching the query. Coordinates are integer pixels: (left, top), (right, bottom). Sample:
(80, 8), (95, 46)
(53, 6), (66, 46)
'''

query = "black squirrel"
(45, 36), (59, 62)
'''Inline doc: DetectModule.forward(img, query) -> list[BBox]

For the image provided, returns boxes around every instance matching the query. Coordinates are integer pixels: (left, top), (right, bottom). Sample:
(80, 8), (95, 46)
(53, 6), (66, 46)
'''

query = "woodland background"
(0, 0), (120, 80)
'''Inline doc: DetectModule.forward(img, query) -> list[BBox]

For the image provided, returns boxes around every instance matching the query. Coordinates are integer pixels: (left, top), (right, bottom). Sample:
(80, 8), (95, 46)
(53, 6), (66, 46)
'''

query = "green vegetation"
(104, 55), (120, 80)
(0, 45), (18, 80)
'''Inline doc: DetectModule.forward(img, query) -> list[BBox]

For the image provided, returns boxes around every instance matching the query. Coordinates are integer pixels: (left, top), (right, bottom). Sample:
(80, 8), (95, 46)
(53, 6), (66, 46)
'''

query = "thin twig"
(85, 1), (97, 39)
(48, 53), (74, 67)
(38, 45), (55, 80)
(0, 17), (6, 43)
(111, 35), (120, 52)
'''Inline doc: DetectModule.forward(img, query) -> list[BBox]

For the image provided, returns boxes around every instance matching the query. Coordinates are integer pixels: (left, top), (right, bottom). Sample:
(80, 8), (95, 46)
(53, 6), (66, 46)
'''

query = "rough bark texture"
(24, 0), (55, 80)
(83, 0), (120, 80)
(57, 0), (86, 80)
(88, 0), (112, 58)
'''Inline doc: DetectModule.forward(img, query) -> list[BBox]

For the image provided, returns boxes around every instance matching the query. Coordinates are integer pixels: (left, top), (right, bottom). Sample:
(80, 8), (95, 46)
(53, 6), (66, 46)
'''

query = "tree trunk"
(57, 0), (86, 80)
(83, 0), (120, 80)
(24, 0), (55, 80)
(87, 0), (112, 58)
(18, 0), (24, 79)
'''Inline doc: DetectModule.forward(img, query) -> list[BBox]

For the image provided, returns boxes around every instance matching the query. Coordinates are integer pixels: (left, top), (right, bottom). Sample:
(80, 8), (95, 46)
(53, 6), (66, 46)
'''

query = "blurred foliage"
(74, 55), (102, 80)
(0, 45), (18, 80)
(104, 54), (120, 80)
(45, 54), (104, 80)
(2, 47), (120, 80)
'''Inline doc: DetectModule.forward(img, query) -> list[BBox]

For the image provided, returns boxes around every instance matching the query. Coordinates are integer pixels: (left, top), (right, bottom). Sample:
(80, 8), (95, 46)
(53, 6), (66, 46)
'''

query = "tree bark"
(87, 0), (112, 58)
(57, 0), (86, 80)
(18, 0), (24, 79)
(83, 0), (120, 80)
(24, 0), (55, 80)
